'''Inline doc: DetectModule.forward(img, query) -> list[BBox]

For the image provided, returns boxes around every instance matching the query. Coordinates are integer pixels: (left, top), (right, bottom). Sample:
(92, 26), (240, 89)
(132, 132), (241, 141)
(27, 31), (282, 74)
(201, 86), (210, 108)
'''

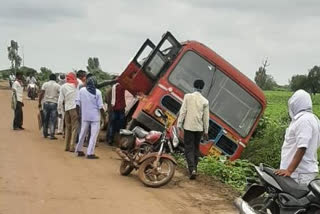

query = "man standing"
(12, 71), (24, 130)
(57, 74), (66, 135)
(75, 77), (104, 159)
(58, 72), (79, 152)
(39, 74), (60, 140)
(177, 79), (209, 180)
(9, 73), (15, 88)
(275, 90), (320, 185)
(106, 81), (126, 145)
(77, 70), (86, 90)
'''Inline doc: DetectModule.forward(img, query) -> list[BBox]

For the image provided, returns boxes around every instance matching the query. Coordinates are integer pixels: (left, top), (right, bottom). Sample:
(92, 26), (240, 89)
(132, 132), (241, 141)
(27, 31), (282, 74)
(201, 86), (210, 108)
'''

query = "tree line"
(254, 59), (320, 94)
(2, 40), (111, 84)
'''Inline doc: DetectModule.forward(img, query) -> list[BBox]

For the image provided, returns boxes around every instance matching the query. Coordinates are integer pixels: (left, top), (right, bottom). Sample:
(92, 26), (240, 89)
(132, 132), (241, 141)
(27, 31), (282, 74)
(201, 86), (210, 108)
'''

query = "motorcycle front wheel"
(138, 157), (175, 188)
(120, 160), (134, 176)
(248, 197), (279, 214)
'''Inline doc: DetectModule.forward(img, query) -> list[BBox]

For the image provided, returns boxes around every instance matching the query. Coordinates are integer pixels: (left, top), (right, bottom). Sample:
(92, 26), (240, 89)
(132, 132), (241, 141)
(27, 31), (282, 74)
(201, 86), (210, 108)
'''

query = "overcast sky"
(1, 0), (319, 85)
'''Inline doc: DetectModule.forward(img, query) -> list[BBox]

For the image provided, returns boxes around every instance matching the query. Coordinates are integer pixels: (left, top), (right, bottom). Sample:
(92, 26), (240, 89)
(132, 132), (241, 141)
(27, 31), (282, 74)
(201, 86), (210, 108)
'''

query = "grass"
(264, 90), (320, 118)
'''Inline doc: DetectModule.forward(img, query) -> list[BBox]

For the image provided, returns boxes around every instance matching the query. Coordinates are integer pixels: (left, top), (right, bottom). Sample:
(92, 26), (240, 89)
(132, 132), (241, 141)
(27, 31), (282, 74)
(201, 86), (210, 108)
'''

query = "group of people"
(12, 70), (127, 160)
(11, 73), (319, 183)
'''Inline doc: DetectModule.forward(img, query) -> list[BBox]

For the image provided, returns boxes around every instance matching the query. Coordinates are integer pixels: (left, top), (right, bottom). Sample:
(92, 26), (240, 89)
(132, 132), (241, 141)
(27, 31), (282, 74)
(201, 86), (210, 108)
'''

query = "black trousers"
(184, 129), (202, 173)
(13, 101), (23, 129)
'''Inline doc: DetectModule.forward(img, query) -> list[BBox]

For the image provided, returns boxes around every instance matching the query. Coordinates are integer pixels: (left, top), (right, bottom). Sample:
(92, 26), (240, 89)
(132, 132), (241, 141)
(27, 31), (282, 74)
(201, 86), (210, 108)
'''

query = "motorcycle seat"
(264, 167), (309, 199)
(309, 179), (320, 199)
(120, 129), (133, 136)
(132, 126), (149, 139)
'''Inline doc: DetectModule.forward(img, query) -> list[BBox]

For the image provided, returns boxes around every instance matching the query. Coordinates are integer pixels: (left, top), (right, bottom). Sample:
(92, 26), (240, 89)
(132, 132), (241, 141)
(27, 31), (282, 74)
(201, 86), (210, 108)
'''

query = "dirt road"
(0, 82), (237, 214)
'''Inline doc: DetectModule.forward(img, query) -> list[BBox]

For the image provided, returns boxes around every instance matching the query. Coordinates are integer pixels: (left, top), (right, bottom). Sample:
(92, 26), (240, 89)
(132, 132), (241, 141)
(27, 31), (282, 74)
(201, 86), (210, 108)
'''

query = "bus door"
(119, 31), (181, 96)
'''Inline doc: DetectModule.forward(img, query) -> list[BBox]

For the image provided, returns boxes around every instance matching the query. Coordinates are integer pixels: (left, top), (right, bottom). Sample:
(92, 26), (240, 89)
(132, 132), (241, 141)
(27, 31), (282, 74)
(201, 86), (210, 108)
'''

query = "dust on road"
(0, 81), (237, 214)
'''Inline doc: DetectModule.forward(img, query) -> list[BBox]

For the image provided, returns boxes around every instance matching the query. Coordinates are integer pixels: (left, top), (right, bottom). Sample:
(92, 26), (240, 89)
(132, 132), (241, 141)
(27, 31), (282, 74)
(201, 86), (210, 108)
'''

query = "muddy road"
(0, 82), (237, 214)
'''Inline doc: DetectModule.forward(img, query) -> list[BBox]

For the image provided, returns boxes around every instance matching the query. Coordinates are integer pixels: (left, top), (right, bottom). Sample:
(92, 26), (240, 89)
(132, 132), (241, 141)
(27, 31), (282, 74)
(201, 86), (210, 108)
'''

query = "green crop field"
(264, 90), (320, 119)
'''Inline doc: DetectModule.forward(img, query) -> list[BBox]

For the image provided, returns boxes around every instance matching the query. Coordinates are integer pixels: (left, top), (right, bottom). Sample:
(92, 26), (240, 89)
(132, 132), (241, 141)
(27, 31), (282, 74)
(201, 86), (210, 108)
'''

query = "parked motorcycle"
(27, 83), (38, 100)
(234, 163), (320, 214)
(116, 109), (179, 188)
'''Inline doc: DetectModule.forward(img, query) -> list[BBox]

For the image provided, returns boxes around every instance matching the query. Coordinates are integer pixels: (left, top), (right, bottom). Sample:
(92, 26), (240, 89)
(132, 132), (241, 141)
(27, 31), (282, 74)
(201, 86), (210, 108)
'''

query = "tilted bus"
(118, 32), (266, 160)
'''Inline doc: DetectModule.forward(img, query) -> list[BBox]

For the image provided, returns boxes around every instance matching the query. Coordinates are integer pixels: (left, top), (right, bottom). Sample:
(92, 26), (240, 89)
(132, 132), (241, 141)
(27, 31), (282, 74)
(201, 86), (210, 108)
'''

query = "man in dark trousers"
(106, 81), (126, 145)
(177, 79), (209, 180)
(38, 74), (61, 140)
(12, 71), (25, 130)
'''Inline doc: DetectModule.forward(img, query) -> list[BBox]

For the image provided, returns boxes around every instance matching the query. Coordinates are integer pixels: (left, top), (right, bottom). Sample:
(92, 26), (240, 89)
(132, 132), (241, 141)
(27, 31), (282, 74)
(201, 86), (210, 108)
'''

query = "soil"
(0, 81), (238, 214)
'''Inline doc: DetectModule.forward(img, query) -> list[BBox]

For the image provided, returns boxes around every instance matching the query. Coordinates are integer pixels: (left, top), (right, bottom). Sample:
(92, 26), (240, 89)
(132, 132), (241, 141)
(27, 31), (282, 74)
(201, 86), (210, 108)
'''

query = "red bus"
(119, 32), (266, 160)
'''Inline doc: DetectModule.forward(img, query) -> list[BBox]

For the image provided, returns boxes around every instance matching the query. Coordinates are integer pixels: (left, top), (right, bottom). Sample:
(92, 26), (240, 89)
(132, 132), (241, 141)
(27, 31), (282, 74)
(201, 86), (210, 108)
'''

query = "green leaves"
(174, 153), (255, 192)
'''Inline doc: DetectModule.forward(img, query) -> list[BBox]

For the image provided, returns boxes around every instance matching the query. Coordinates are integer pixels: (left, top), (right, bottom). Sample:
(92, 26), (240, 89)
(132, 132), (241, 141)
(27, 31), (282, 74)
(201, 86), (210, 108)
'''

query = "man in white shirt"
(177, 79), (210, 179)
(57, 74), (66, 135)
(39, 74), (60, 140)
(275, 90), (320, 185)
(12, 72), (24, 130)
(9, 73), (15, 88)
(58, 72), (79, 152)
(75, 77), (104, 159)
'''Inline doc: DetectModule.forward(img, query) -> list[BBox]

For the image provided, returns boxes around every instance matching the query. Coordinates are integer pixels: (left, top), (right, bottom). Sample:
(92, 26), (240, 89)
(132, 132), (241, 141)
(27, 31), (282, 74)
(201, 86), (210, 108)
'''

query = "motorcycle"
(116, 109), (179, 188)
(234, 163), (320, 214)
(27, 83), (38, 100)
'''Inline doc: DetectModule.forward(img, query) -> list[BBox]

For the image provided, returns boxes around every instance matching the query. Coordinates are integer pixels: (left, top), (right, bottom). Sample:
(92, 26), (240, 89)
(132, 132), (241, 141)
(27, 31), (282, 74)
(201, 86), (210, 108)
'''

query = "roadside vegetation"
(175, 90), (320, 193)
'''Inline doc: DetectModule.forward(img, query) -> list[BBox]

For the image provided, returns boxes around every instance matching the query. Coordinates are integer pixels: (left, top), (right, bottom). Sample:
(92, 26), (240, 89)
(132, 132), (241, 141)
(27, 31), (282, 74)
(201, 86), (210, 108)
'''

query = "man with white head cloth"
(275, 89), (320, 185)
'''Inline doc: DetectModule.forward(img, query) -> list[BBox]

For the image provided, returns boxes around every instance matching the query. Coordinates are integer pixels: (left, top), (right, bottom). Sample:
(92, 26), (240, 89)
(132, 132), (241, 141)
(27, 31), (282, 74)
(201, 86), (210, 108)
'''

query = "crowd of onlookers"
(11, 70), (127, 159)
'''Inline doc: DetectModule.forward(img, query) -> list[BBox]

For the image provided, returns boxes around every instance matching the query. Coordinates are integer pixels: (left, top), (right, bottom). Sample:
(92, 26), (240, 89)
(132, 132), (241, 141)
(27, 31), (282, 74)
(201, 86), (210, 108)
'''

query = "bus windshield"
(168, 51), (262, 137)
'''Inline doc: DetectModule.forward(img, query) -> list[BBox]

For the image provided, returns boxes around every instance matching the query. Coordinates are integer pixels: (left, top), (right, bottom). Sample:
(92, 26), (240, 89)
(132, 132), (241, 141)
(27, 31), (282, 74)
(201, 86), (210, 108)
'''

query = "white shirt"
(77, 78), (84, 90)
(9, 74), (15, 81)
(58, 83), (77, 114)
(280, 90), (320, 175)
(76, 88), (103, 122)
(280, 111), (319, 174)
(41, 80), (60, 103)
(177, 91), (210, 133)
(12, 80), (23, 102)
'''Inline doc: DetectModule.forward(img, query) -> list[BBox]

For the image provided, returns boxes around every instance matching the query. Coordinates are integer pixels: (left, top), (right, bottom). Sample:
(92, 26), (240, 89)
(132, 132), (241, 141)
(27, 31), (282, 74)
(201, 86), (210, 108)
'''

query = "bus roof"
(182, 40), (267, 106)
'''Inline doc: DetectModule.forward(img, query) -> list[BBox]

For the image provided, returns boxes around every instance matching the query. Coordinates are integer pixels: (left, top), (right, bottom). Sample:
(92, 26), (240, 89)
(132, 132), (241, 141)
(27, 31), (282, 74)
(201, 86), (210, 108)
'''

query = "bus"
(118, 31), (266, 160)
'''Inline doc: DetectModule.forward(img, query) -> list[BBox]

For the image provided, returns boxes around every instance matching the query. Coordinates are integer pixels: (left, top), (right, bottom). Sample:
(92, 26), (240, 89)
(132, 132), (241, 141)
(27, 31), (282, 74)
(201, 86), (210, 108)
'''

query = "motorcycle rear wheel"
(120, 160), (134, 176)
(248, 197), (279, 214)
(138, 157), (175, 188)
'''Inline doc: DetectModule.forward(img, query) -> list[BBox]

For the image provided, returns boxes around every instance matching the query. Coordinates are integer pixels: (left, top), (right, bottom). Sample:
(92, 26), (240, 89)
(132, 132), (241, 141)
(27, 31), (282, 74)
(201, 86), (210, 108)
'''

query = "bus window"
(168, 51), (262, 137)
(142, 32), (181, 80)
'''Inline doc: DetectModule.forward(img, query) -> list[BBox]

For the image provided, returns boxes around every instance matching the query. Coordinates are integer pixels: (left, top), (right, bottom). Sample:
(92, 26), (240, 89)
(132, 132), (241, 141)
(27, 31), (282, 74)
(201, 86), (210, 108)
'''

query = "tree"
(86, 57), (111, 82)
(87, 57), (102, 73)
(289, 74), (309, 92)
(307, 66), (320, 95)
(254, 59), (277, 90)
(38, 67), (53, 82)
(7, 40), (22, 74)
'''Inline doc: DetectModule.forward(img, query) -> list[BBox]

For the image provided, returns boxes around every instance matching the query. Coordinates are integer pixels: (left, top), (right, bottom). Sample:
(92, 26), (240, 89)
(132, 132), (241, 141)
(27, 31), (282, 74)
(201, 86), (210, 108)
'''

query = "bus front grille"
(161, 95), (181, 115)
(216, 135), (238, 156)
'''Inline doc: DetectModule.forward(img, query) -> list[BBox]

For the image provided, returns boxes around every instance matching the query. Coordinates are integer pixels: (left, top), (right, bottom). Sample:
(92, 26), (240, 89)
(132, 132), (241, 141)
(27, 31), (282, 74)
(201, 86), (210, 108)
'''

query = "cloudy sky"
(1, 0), (319, 85)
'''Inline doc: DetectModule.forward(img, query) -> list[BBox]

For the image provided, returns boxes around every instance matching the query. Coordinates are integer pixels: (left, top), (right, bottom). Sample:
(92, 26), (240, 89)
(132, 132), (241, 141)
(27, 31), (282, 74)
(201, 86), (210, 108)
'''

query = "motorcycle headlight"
(154, 108), (163, 118)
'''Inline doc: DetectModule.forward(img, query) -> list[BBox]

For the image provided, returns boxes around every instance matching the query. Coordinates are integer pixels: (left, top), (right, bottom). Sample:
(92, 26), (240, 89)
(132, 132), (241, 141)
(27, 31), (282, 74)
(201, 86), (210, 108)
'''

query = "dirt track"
(0, 81), (237, 214)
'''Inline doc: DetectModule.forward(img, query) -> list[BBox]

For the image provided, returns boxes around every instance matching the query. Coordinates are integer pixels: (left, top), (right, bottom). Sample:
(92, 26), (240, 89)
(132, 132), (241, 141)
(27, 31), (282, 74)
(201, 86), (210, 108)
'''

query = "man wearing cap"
(177, 79), (210, 180)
